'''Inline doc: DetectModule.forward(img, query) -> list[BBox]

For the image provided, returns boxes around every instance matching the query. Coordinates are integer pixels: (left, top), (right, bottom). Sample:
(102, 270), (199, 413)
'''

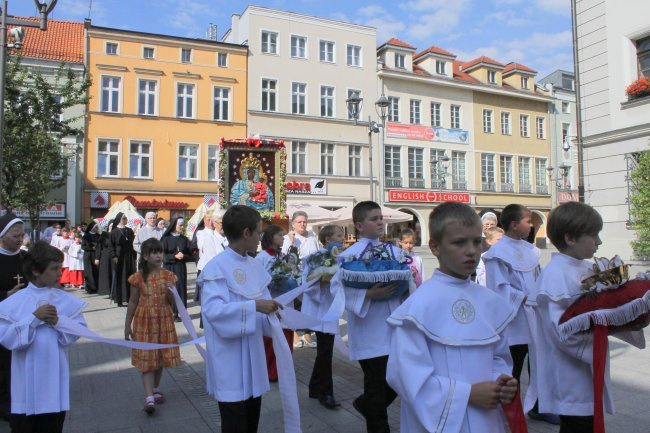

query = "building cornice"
(581, 123), (650, 147)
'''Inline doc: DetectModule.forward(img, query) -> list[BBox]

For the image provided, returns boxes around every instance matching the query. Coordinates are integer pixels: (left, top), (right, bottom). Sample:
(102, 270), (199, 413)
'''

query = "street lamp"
(430, 154), (450, 203)
(346, 91), (390, 202)
(547, 164), (571, 205)
(0, 0), (58, 207)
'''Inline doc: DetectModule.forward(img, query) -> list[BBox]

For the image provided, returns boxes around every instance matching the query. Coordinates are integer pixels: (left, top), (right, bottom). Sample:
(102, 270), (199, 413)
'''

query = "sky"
(11, 0), (574, 78)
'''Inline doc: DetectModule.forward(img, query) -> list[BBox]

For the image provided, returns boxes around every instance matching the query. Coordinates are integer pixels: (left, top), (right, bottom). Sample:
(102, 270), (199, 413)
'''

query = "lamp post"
(346, 91), (390, 203)
(547, 164), (570, 206)
(430, 154), (450, 203)
(0, 0), (58, 207)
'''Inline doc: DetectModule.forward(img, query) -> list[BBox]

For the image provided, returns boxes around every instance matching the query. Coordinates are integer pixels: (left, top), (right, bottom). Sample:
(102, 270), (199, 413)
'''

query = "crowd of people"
(0, 198), (645, 433)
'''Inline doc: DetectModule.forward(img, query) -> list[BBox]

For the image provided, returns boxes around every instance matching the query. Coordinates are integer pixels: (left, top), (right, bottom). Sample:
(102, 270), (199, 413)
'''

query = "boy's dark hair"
(428, 202), (481, 242)
(318, 224), (343, 245)
(547, 202), (603, 251)
(400, 228), (416, 240)
(23, 241), (63, 282)
(138, 238), (164, 282)
(353, 201), (381, 224)
(261, 224), (284, 250)
(222, 205), (261, 243)
(500, 204), (530, 231)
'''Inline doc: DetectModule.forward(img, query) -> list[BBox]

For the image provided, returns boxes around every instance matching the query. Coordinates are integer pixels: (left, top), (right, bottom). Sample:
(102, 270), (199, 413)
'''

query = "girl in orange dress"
(124, 238), (181, 414)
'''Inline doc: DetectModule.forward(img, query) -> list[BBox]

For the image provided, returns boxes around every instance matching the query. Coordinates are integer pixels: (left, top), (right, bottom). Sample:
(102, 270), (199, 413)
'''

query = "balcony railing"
(409, 178), (425, 188)
(536, 184), (548, 194)
(519, 184), (532, 193)
(482, 181), (496, 191)
(385, 177), (402, 188)
(452, 180), (467, 190)
(500, 183), (515, 192)
(431, 180), (447, 189)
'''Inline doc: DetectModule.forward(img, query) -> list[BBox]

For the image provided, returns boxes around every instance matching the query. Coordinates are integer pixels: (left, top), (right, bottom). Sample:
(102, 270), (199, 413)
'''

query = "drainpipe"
(571, 0), (585, 202)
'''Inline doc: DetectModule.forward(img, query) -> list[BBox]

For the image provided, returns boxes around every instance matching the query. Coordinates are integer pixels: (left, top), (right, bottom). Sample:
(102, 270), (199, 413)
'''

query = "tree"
(630, 150), (650, 260)
(1, 56), (90, 230)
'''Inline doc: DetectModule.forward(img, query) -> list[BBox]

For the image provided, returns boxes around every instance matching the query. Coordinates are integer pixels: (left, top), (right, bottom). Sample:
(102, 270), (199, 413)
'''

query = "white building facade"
(574, 0), (650, 260)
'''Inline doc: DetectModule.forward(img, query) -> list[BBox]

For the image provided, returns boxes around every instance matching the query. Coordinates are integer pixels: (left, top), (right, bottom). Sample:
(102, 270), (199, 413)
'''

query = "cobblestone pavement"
(0, 246), (648, 432)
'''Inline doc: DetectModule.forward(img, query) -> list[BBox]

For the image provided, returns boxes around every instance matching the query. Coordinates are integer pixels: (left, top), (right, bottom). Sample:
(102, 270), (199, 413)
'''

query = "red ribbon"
(501, 388), (528, 433)
(593, 325), (608, 433)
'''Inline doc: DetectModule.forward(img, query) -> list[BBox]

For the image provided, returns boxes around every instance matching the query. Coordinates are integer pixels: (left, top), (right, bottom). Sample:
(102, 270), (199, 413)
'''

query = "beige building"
(224, 6), (380, 211)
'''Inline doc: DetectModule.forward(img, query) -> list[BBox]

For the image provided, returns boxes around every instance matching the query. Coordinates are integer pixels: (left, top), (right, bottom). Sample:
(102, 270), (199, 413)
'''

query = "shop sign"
(386, 123), (470, 145)
(14, 203), (66, 219)
(388, 190), (471, 204)
(90, 192), (109, 209)
(123, 195), (188, 209)
(558, 191), (578, 203)
(286, 178), (327, 195)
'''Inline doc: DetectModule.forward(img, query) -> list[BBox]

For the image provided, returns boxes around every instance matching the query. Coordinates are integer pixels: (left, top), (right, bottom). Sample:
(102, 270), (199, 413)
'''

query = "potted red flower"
(626, 77), (650, 100)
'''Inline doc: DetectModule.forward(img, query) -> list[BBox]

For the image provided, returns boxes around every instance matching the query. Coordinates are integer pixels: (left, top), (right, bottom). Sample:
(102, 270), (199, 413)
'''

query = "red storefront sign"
(558, 191), (579, 203)
(388, 190), (471, 203)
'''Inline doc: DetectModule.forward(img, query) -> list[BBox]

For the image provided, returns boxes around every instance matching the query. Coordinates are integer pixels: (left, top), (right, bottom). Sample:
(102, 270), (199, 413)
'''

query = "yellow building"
(83, 24), (248, 220)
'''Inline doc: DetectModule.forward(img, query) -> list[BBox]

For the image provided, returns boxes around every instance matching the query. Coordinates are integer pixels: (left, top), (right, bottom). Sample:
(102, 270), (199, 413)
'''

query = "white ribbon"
(168, 286), (207, 360)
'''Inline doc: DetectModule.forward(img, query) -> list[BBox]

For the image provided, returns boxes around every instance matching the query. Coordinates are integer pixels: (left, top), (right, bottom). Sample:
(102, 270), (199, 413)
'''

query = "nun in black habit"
(96, 222), (113, 296)
(109, 212), (136, 306)
(81, 221), (100, 294)
(161, 217), (192, 321)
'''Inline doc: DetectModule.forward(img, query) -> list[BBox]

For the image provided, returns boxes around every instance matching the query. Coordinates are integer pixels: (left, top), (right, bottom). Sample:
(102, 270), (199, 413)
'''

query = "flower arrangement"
(339, 242), (413, 300)
(625, 77), (650, 100)
(305, 244), (344, 283)
(268, 247), (301, 295)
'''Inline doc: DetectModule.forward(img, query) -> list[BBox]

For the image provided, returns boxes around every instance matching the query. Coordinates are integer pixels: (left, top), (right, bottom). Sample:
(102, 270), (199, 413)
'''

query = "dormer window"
(521, 76), (529, 89)
(561, 74), (574, 90)
(395, 53), (405, 69)
(435, 60), (445, 75)
(487, 70), (497, 84)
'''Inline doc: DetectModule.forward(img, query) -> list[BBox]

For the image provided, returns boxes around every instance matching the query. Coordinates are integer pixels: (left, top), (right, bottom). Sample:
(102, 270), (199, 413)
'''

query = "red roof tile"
(452, 61), (480, 83)
(462, 56), (505, 71)
(414, 45), (456, 60)
(503, 62), (538, 75)
(412, 64), (431, 76)
(379, 37), (416, 51)
(10, 17), (84, 63)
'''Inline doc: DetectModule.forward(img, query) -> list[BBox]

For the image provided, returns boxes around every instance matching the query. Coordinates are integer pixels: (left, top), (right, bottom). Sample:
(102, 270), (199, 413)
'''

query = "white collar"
(0, 246), (20, 256)
(483, 235), (540, 271)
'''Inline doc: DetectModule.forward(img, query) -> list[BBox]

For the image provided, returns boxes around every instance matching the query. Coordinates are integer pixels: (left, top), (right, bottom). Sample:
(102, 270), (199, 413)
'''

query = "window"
(320, 86), (334, 118)
(129, 141), (151, 178)
(395, 53), (405, 69)
(535, 158), (548, 189)
(408, 147), (424, 187)
(207, 145), (219, 181)
(519, 157), (531, 192)
(178, 144), (198, 180)
(436, 60), (445, 75)
(481, 153), (495, 191)
(452, 151), (466, 190)
(561, 101), (570, 114)
(100, 76), (121, 113)
(176, 83), (194, 118)
(261, 31), (278, 54)
(319, 40), (334, 62)
(97, 139), (119, 177)
(637, 36), (650, 77)
(105, 42), (118, 55)
(143, 47), (154, 59)
(501, 112), (511, 135)
(388, 96), (399, 122)
(430, 149), (446, 189)
(347, 89), (361, 120)
(562, 123), (571, 148)
(181, 48), (192, 63)
(347, 45), (361, 67)
(521, 76), (529, 89)
(261, 79), (277, 112)
(431, 102), (441, 127)
(292, 141), (306, 174)
(500, 155), (514, 191)
(291, 35), (307, 59)
(410, 99), (421, 125)
(320, 143), (334, 175)
(385, 146), (401, 184)
(217, 52), (228, 67)
(561, 74), (574, 90)
(487, 70), (496, 84)
(137, 79), (157, 116)
(52, 95), (63, 123)
(349, 145), (361, 176)
(213, 86), (230, 121)
(450, 105), (461, 129)
(292, 83), (307, 115)
(483, 109), (493, 133)
(536, 116), (546, 139)
(520, 114), (529, 137)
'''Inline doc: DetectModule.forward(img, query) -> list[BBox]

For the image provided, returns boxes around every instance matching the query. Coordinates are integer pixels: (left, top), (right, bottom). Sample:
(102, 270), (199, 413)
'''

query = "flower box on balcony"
(625, 77), (650, 100)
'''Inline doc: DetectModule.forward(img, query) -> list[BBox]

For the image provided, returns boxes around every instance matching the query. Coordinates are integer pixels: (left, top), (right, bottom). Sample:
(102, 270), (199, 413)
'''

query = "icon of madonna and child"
(229, 155), (275, 211)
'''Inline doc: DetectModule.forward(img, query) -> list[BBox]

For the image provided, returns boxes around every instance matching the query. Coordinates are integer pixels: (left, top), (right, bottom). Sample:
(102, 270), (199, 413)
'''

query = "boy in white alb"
(198, 205), (283, 433)
(525, 202), (645, 433)
(331, 201), (409, 433)
(0, 241), (86, 433)
(386, 202), (518, 433)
